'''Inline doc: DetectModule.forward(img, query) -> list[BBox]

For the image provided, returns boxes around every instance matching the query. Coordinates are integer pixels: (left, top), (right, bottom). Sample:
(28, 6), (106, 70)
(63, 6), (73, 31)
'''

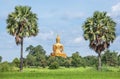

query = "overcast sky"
(0, 0), (120, 62)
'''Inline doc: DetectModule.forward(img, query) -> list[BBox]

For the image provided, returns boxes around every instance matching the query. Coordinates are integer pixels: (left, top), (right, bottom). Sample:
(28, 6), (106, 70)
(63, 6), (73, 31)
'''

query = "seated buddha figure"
(51, 35), (66, 58)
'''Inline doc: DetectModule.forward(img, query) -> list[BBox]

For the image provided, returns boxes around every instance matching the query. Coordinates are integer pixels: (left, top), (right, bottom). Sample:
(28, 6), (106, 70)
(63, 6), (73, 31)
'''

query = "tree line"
(0, 45), (120, 71)
(19, 45), (120, 68)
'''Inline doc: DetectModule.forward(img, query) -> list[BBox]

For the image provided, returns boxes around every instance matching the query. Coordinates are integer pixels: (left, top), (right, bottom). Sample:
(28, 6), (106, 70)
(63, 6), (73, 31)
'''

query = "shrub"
(49, 61), (59, 69)
(64, 60), (71, 68)
(0, 62), (13, 72)
(12, 58), (20, 67)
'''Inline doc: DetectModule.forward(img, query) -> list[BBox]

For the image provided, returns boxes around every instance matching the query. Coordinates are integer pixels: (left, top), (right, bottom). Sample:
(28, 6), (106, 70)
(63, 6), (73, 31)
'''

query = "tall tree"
(82, 11), (116, 70)
(6, 6), (39, 71)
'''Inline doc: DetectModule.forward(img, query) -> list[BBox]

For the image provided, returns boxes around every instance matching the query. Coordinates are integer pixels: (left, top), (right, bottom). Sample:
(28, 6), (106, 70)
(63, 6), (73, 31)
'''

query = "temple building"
(51, 35), (67, 58)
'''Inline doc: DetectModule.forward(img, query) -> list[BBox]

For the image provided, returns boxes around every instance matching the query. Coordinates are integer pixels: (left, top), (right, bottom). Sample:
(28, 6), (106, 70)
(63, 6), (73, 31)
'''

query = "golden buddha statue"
(51, 35), (67, 58)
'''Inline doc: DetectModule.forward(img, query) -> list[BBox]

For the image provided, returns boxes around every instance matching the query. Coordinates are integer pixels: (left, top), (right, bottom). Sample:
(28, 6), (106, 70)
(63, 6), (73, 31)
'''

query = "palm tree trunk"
(20, 37), (23, 72)
(98, 53), (102, 71)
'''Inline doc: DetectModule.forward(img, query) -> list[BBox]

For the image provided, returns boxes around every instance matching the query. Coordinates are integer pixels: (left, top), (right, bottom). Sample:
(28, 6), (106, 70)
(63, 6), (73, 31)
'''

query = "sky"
(0, 0), (120, 62)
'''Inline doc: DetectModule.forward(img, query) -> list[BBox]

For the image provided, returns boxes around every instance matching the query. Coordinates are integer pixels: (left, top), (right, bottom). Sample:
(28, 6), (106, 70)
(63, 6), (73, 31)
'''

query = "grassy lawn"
(0, 67), (120, 79)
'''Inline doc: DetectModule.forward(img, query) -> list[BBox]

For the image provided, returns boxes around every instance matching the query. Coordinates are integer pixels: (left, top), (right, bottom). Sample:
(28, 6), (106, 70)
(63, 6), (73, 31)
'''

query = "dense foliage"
(24, 45), (120, 69)
(0, 44), (120, 71)
(25, 45), (47, 68)
(49, 61), (59, 69)
(0, 62), (14, 72)
(102, 50), (118, 66)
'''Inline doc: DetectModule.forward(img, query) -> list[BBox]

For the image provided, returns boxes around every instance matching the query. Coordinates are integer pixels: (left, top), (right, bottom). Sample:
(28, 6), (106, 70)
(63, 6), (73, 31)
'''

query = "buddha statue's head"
(56, 35), (60, 43)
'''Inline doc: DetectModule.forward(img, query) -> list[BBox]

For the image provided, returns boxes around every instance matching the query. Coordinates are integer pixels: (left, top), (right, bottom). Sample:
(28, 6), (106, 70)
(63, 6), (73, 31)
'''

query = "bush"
(101, 67), (113, 72)
(12, 58), (20, 67)
(49, 61), (59, 69)
(0, 62), (13, 72)
(64, 60), (71, 68)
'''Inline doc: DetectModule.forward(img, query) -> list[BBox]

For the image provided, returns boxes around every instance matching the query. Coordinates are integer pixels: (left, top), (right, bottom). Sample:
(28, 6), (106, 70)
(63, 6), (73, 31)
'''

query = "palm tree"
(82, 11), (116, 70)
(6, 6), (39, 71)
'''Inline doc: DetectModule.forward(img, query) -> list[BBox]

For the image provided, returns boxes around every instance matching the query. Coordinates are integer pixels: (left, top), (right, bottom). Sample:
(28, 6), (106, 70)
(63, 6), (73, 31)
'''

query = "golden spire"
(56, 35), (60, 43)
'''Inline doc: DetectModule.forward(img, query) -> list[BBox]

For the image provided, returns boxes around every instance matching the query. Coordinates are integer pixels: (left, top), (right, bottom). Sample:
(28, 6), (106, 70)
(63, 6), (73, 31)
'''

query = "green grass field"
(0, 67), (120, 79)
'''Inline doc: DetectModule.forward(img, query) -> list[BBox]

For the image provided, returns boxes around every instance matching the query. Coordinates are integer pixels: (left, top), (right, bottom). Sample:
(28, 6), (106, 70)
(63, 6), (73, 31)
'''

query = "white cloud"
(40, 10), (85, 21)
(112, 2), (120, 12)
(106, 2), (120, 37)
(110, 2), (120, 17)
(73, 36), (84, 43)
(109, 2), (120, 36)
(23, 30), (55, 46)
(39, 31), (54, 40)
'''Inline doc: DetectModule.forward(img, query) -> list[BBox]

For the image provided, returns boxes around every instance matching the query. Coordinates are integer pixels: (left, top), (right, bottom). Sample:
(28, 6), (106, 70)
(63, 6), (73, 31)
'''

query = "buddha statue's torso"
(53, 43), (63, 54)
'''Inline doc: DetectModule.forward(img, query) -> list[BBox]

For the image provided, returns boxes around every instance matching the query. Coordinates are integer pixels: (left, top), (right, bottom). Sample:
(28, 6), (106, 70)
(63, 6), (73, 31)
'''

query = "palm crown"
(83, 11), (116, 53)
(6, 6), (39, 45)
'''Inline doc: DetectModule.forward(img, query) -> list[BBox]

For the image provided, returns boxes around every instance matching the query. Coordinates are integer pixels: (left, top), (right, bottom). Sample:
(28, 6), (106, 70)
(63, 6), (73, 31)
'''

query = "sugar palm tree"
(82, 11), (116, 70)
(6, 6), (39, 71)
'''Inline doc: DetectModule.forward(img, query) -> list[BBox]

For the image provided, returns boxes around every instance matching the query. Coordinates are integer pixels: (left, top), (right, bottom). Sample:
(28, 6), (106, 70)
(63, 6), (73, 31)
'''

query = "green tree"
(0, 61), (13, 72)
(56, 56), (66, 66)
(49, 61), (59, 69)
(102, 50), (118, 66)
(47, 56), (56, 66)
(0, 56), (2, 62)
(84, 55), (97, 67)
(71, 52), (81, 67)
(64, 57), (72, 68)
(12, 58), (20, 67)
(82, 11), (116, 70)
(6, 6), (39, 71)
(118, 55), (120, 66)
(26, 45), (46, 56)
(47, 56), (66, 67)
(26, 45), (47, 68)
(26, 54), (36, 66)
